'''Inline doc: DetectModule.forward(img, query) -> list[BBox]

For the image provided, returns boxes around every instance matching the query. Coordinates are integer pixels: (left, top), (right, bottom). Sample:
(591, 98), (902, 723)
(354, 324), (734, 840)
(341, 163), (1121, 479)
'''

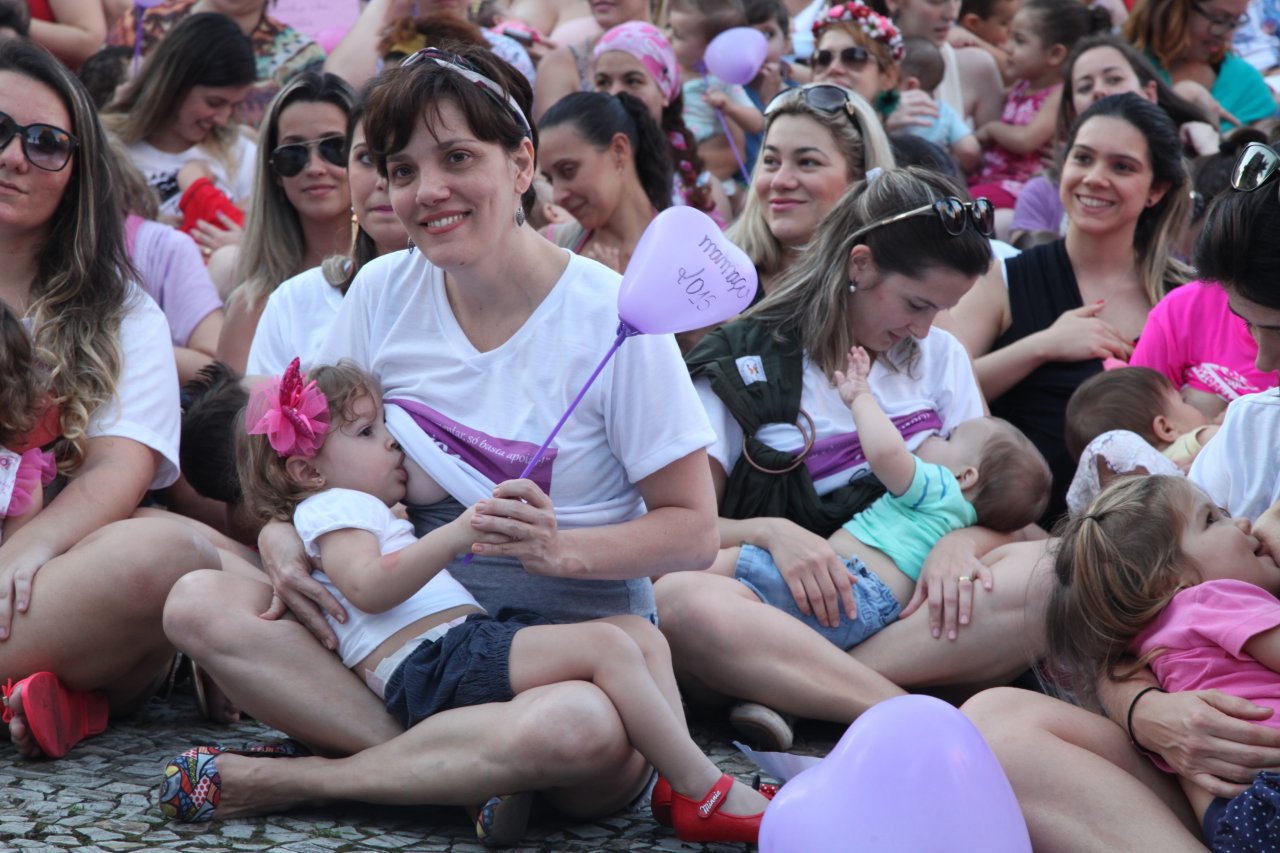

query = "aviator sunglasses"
(812, 45), (873, 71)
(1231, 141), (1280, 201)
(269, 135), (347, 178)
(0, 110), (77, 172)
(849, 196), (996, 241)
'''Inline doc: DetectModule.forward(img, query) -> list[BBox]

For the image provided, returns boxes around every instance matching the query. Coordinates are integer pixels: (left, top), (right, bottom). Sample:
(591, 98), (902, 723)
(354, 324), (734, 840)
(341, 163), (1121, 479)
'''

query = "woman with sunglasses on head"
(160, 44), (727, 844)
(961, 140), (1280, 853)
(950, 92), (1191, 524)
(658, 168), (1052, 753)
(214, 72), (358, 375)
(102, 13), (257, 261)
(1124, 0), (1275, 128)
(0, 39), (222, 760)
(729, 83), (895, 299)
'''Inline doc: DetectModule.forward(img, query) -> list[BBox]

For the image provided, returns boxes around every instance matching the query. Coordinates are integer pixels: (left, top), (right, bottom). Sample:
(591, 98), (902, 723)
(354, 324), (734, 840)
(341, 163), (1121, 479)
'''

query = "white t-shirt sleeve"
(247, 267), (344, 376)
(693, 376), (743, 475)
(294, 488), (398, 560)
(604, 330), (715, 484)
(929, 331), (987, 431)
(1190, 390), (1280, 519)
(86, 287), (181, 489)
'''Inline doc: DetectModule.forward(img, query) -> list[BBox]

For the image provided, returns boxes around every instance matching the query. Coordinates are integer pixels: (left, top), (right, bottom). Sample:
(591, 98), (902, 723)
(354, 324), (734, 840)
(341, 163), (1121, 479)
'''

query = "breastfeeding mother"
(657, 168), (1049, 752)
(160, 44), (719, 827)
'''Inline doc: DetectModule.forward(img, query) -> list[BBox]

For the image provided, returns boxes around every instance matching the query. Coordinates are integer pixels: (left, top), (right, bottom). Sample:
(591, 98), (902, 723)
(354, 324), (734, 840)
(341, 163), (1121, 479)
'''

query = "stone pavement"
(0, 692), (838, 853)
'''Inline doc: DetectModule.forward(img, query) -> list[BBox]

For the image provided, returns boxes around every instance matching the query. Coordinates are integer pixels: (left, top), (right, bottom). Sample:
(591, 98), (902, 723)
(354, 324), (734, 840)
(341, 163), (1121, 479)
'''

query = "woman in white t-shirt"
(102, 13), (257, 256)
(659, 168), (1050, 752)
(214, 72), (358, 373)
(0, 39), (219, 760)
(161, 45), (720, 837)
(245, 96), (410, 377)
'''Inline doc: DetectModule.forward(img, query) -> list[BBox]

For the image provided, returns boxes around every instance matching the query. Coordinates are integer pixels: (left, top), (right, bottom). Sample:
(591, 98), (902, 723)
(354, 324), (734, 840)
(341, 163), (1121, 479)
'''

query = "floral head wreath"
(813, 2), (905, 63)
(245, 358), (331, 458)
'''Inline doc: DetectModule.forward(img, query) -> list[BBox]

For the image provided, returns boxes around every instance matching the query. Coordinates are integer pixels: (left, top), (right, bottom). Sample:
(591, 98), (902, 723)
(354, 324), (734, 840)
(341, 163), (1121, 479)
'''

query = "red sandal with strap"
(651, 773), (777, 827)
(667, 773), (766, 844)
(2, 672), (110, 759)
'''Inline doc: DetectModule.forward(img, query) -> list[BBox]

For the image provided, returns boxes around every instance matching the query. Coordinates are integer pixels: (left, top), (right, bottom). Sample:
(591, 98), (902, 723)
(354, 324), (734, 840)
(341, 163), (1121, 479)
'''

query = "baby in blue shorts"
(711, 346), (1051, 651)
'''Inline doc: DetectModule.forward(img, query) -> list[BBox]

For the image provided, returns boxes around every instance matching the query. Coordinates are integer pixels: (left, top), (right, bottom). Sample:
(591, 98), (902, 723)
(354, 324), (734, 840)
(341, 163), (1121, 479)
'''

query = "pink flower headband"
(814, 2), (905, 63)
(246, 358), (331, 458)
(592, 21), (681, 103)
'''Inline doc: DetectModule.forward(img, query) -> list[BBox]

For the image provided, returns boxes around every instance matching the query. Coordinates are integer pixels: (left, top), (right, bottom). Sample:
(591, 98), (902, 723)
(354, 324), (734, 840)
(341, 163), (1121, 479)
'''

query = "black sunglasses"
(849, 196), (996, 241)
(765, 84), (863, 132)
(0, 110), (78, 172)
(1231, 141), (1280, 201)
(812, 46), (873, 71)
(270, 135), (347, 178)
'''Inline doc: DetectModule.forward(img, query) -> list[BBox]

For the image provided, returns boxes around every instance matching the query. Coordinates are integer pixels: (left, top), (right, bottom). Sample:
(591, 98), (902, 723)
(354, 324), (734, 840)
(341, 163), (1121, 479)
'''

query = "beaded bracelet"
(1126, 685), (1167, 755)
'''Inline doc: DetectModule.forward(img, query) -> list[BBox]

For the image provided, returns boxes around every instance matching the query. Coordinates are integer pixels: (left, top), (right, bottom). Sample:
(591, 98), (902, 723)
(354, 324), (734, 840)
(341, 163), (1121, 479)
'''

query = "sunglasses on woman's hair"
(812, 46), (873, 71)
(765, 84), (862, 132)
(0, 110), (78, 172)
(1231, 141), (1280, 201)
(270, 135), (348, 178)
(849, 196), (996, 241)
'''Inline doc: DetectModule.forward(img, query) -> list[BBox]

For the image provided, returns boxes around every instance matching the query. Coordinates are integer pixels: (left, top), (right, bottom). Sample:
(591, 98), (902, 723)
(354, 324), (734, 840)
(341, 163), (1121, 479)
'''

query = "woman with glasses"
(811, 1), (942, 135)
(951, 92), (1191, 524)
(160, 44), (723, 845)
(962, 140), (1280, 853)
(214, 73), (358, 374)
(102, 13), (257, 261)
(655, 169), (1050, 753)
(0, 39), (222, 760)
(1123, 0), (1275, 127)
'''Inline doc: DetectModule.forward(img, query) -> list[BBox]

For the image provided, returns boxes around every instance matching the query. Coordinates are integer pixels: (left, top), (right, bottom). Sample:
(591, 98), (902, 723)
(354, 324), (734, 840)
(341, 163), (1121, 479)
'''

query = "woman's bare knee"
(508, 683), (631, 777)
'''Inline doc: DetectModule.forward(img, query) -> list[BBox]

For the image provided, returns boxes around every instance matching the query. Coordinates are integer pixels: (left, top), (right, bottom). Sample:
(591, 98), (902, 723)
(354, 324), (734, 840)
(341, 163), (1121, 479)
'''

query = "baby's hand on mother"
(0, 539), (57, 641)
(470, 479), (564, 574)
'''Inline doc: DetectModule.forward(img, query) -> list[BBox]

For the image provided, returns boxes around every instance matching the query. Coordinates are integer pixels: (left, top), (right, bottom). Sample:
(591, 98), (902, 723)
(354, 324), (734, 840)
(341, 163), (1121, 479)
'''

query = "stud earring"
(515, 207), (526, 227)
(848, 279), (858, 293)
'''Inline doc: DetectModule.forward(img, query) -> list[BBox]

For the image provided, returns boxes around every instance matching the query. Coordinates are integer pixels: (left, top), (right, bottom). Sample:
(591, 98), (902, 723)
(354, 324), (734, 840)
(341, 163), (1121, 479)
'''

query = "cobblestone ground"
(0, 692), (837, 853)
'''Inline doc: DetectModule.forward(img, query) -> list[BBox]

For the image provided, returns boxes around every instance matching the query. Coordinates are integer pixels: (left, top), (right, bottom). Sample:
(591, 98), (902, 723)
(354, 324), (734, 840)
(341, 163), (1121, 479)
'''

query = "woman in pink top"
(1130, 280), (1277, 420)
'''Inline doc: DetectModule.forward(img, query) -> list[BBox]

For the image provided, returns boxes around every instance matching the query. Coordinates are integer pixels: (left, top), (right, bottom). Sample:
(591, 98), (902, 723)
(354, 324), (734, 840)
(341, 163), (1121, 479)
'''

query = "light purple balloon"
(617, 206), (757, 335)
(760, 695), (1032, 853)
(703, 27), (769, 85)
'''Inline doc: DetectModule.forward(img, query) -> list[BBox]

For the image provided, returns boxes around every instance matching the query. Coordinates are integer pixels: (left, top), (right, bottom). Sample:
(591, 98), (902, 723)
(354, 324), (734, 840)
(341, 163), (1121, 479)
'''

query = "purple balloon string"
(713, 107), (750, 183)
(462, 320), (641, 563)
(132, 4), (145, 74)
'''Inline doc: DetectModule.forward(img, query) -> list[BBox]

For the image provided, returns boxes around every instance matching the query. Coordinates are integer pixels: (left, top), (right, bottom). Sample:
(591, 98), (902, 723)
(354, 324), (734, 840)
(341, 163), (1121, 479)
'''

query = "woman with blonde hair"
(102, 12), (257, 258)
(729, 83), (894, 294)
(659, 168), (1047, 753)
(0, 39), (220, 759)
(214, 72), (358, 374)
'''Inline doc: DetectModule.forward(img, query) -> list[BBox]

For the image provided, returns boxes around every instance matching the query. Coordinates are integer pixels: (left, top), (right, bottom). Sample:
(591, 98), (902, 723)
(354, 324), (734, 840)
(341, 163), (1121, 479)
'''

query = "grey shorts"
(734, 543), (902, 650)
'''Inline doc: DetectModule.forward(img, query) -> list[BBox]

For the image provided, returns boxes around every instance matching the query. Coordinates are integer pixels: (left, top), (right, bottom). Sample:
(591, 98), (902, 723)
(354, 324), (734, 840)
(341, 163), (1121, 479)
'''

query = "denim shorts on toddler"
(383, 607), (550, 729)
(734, 543), (902, 650)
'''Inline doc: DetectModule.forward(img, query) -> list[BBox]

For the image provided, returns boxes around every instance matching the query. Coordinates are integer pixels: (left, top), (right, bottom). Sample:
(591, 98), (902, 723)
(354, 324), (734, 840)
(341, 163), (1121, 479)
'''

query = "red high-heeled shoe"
(667, 774), (766, 844)
(652, 774), (778, 827)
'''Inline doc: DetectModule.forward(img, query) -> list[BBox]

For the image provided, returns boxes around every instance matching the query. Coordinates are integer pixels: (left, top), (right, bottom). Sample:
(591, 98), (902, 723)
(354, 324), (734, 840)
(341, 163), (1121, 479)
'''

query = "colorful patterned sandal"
(158, 741), (306, 822)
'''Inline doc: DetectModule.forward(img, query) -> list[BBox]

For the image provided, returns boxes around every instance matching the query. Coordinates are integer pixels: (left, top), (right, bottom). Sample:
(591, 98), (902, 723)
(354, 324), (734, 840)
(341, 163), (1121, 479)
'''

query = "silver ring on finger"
(958, 576), (972, 584)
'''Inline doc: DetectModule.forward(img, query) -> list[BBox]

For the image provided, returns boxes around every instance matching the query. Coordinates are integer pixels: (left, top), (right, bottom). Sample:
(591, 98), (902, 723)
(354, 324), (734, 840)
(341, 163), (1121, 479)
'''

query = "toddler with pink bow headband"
(192, 357), (773, 842)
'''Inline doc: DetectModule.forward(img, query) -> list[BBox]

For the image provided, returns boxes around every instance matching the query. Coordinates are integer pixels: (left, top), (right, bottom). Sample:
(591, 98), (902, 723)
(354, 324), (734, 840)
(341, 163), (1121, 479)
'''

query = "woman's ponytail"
(614, 92), (673, 213)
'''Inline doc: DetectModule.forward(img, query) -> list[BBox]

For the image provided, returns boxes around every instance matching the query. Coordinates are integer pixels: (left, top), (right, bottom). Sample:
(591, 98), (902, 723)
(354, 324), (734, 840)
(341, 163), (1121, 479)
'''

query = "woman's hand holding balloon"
(470, 479), (567, 575)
